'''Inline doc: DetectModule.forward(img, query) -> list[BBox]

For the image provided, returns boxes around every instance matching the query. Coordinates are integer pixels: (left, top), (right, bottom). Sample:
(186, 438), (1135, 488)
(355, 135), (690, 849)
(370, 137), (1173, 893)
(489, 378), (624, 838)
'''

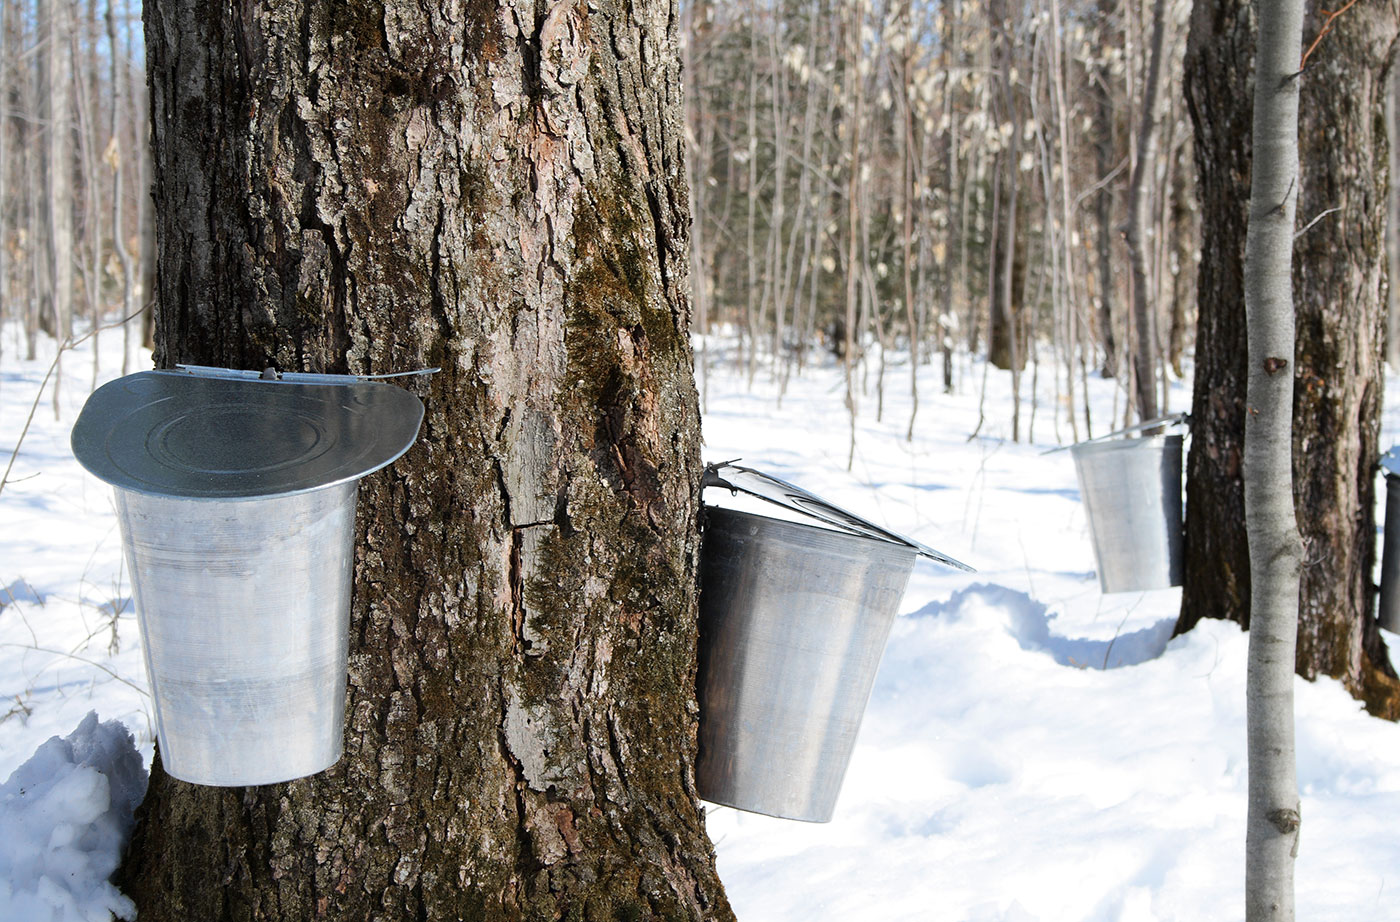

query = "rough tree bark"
(1289, 0), (1400, 717)
(1388, 67), (1400, 371)
(1178, 0), (1253, 635)
(1177, 0), (1400, 719)
(117, 2), (736, 920)
(1240, 0), (1303, 910)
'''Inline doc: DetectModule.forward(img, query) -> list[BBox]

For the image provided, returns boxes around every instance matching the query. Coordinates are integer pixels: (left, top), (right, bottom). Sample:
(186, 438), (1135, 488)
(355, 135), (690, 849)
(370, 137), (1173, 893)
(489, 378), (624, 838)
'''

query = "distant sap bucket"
(1070, 433), (1184, 594)
(695, 463), (971, 822)
(71, 368), (425, 786)
(1377, 450), (1400, 633)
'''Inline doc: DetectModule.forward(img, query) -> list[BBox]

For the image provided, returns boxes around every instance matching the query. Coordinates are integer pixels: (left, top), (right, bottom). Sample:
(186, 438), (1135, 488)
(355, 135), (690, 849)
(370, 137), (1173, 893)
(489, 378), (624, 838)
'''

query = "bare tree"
(1124, 0), (1170, 423)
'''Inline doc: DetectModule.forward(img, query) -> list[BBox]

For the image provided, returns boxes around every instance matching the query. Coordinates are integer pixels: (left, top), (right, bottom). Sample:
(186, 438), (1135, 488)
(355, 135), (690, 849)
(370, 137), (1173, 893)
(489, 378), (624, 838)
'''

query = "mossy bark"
(119, 1), (736, 919)
(1179, 0), (1400, 719)
(1289, 0), (1400, 718)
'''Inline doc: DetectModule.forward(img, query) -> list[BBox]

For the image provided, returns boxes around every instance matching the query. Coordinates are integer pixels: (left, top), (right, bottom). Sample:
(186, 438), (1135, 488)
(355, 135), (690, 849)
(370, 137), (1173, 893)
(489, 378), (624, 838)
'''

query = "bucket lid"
(702, 462), (974, 572)
(71, 369), (425, 498)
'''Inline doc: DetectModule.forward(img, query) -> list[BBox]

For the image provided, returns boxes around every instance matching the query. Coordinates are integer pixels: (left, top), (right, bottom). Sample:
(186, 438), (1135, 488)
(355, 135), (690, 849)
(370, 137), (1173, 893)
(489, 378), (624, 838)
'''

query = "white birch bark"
(1242, 0), (1304, 913)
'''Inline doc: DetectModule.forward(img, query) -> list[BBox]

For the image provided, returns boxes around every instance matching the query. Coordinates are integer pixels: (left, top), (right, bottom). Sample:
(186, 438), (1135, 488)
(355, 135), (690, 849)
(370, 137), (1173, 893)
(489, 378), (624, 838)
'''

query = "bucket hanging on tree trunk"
(1067, 415), (1186, 594)
(696, 463), (972, 822)
(1376, 450), (1400, 633)
(71, 366), (425, 786)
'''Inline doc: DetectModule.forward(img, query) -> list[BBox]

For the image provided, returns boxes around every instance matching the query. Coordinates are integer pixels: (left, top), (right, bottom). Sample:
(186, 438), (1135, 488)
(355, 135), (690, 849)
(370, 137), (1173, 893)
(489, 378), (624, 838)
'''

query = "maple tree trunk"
(117, 1), (736, 919)
(1179, 0), (1400, 719)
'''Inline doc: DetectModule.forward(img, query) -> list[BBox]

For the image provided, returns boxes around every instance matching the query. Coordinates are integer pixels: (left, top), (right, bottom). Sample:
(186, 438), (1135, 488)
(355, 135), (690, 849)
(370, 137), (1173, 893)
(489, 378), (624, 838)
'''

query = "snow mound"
(0, 712), (147, 922)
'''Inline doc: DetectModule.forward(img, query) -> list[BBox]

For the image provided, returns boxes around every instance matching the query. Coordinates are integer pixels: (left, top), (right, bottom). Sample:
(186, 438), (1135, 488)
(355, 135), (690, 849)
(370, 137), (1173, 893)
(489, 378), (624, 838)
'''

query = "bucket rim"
(72, 370), (424, 499)
(1068, 432), (1183, 458)
(703, 503), (919, 562)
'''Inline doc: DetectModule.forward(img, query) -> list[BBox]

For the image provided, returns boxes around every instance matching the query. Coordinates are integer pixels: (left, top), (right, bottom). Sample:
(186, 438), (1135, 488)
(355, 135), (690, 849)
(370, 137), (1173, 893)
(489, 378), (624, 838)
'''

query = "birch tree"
(1240, 0), (1303, 911)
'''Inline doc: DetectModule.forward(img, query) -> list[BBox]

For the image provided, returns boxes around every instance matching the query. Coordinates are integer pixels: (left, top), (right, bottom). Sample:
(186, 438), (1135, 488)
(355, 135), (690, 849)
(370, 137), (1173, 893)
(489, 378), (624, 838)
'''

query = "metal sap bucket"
(1069, 421), (1184, 594)
(1377, 451), (1400, 633)
(696, 464), (972, 822)
(72, 366), (425, 786)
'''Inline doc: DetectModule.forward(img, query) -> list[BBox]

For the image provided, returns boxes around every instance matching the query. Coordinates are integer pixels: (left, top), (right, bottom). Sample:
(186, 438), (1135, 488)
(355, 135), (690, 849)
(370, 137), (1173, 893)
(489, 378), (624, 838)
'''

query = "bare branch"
(1294, 205), (1342, 239)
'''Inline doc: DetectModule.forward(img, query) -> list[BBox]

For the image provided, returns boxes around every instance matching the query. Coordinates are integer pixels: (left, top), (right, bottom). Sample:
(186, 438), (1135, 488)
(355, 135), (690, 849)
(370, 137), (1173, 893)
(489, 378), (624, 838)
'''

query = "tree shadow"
(912, 583), (1175, 670)
(0, 579), (45, 612)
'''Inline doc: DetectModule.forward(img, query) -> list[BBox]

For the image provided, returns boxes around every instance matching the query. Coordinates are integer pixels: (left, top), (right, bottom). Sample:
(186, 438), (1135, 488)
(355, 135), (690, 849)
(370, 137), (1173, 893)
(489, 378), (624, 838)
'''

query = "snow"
(3, 323), (1400, 921)
(0, 711), (147, 922)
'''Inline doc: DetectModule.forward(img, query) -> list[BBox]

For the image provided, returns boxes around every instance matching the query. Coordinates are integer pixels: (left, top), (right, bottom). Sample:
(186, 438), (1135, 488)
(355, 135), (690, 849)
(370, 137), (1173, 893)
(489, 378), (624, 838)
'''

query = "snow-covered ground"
(3, 322), (1400, 920)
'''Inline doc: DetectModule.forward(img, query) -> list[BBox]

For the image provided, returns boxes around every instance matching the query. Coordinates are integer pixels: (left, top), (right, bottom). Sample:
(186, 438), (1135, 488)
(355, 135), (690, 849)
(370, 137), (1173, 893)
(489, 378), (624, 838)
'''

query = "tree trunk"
(986, 0), (1026, 376)
(118, 2), (736, 920)
(1388, 66), (1400, 370)
(1124, 0), (1169, 423)
(39, 0), (73, 340)
(1166, 141), (1195, 378)
(106, 0), (136, 375)
(1092, 0), (1119, 380)
(1177, 0), (1254, 639)
(1179, 0), (1400, 719)
(1241, 0), (1303, 910)
(1290, 0), (1400, 717)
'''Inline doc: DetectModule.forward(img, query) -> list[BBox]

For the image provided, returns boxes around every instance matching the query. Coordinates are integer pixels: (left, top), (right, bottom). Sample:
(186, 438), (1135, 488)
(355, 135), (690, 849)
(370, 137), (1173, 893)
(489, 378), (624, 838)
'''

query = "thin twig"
(1, 341), (70, 498)
(0, 309), (145, 499)
(1294, 206), (1342, 240)
(0, 642), (150, 698)
(1299, 0), (1360, 70)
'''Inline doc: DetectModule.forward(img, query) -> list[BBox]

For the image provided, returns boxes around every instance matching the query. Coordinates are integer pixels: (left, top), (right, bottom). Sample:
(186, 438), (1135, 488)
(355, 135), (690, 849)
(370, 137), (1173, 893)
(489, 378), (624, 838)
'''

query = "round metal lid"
(71, 370), (426, 498)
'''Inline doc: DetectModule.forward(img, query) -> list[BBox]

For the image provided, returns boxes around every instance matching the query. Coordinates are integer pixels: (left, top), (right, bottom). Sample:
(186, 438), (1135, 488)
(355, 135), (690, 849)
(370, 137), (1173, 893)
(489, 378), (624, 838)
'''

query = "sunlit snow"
(3, 323), (1400, 921)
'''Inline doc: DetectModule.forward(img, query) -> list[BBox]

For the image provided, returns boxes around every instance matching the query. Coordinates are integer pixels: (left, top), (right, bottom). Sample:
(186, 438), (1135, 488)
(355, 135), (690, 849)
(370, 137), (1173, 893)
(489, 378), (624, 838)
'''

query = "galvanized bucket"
(1069, 430), (1184, 594)
(696, 464), (971, 822)
(72, 366), (425, 786)
(118, 483), (356, 785)
(1377, 452), (1400, 633)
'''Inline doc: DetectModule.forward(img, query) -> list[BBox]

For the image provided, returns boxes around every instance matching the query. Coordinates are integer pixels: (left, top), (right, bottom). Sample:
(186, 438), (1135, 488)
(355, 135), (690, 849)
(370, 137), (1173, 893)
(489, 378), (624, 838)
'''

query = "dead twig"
(1295, 206), (1342, 240)
(0, 308), (144, 500)
(0, 642), (150, 698)
(1299, 0), (1360, 70)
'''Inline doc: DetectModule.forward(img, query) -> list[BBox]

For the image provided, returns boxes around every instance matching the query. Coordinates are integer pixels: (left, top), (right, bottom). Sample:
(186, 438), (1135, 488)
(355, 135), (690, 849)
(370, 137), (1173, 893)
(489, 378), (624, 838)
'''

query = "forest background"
(7, 0), (1400, 449)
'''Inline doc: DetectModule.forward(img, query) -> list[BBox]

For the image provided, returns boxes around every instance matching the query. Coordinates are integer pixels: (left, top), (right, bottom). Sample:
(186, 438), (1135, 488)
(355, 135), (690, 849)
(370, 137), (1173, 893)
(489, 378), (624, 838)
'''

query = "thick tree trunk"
(1388, 67), (1400, 371)
(1290, 0), (1400, 717)
(1177, 0), (1253, 635)
(118, 2), (736, 920)
(1179, 0), (1400, 719)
